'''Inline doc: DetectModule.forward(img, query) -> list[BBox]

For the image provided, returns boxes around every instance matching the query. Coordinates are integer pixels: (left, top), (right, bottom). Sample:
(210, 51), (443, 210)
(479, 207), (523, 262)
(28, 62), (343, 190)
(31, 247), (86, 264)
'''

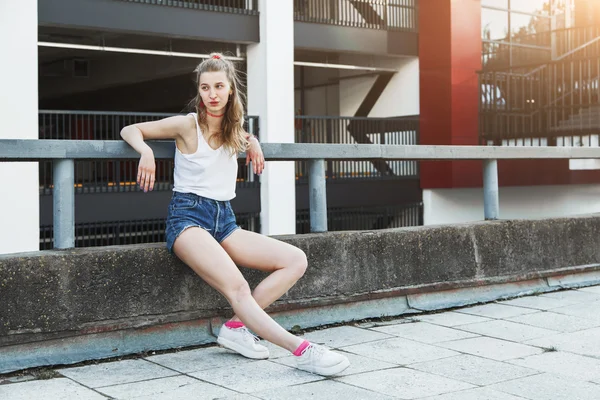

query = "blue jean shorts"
(165, 191), (240, 253)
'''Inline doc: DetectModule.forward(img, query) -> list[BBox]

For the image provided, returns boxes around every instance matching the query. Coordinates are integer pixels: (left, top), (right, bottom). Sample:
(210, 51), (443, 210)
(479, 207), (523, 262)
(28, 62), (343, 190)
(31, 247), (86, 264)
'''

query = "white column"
(247, 0), (296, 235)
(0, 1), (39, 254)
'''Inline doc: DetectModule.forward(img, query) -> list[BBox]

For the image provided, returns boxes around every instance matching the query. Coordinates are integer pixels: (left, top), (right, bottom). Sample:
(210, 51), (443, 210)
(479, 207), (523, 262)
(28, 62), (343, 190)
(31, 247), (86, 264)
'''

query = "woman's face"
(199, 71), (232, 114)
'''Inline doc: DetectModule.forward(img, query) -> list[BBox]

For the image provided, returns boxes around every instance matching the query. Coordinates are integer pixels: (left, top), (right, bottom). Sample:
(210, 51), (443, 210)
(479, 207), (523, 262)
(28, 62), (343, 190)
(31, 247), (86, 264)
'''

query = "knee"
(224, 280), (252, 304)
(287, 247), (308, 279)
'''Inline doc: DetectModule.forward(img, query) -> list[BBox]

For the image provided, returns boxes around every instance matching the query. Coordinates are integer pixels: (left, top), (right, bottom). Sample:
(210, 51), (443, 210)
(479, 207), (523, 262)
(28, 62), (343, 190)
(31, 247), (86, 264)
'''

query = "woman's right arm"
(120, 115), (191, 192)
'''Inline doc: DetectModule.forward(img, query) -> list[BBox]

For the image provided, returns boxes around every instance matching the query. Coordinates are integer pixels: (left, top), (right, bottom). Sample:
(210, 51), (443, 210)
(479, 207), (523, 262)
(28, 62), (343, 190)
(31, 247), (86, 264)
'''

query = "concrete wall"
(339, 55), (419, 117)
(2, 215), (600, 373)
(424, 184), (600, 225)
(0, 1), (39, 255)
(294, 66), (340, 116)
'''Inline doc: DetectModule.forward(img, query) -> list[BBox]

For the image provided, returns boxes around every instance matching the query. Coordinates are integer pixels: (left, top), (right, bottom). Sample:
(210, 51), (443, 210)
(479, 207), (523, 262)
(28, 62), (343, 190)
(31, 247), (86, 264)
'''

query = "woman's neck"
(205, 114), (223, 133)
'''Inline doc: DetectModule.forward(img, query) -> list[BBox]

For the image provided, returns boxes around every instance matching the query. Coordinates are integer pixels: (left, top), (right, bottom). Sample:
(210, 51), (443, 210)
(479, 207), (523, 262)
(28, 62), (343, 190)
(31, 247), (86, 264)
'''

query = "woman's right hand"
(137, 149), (156, 192)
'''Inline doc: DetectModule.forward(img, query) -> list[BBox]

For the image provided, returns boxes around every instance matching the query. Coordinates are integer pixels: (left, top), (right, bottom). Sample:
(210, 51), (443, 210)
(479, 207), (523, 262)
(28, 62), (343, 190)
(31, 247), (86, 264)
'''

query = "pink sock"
(224, 321), (245, 329)
(293, 340), (311, 356)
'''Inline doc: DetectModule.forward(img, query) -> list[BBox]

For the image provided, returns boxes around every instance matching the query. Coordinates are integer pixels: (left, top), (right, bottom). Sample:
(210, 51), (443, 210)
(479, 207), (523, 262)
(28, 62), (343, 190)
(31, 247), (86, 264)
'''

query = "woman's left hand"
(246, 136), (265, 175)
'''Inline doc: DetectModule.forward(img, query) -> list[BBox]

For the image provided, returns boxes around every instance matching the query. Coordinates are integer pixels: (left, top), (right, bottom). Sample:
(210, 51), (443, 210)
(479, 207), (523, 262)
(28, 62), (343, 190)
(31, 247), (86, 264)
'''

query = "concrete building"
(2, 0), (600, 254)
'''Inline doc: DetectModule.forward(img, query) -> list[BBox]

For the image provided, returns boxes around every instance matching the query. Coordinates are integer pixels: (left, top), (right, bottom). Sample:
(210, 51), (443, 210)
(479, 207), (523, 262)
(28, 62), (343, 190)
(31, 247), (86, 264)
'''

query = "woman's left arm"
(245, 134), (265, 175)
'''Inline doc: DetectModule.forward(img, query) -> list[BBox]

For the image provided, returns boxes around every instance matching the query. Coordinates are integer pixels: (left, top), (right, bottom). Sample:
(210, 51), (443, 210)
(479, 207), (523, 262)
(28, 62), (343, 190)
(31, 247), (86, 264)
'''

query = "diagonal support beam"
(347, 72), (396, 176)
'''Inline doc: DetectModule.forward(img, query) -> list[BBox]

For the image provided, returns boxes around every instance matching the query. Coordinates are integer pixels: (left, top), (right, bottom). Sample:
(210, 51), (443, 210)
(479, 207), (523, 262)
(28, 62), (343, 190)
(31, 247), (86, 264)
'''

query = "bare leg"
(220, 229), (307, 322)
(173, 227), (303, 353)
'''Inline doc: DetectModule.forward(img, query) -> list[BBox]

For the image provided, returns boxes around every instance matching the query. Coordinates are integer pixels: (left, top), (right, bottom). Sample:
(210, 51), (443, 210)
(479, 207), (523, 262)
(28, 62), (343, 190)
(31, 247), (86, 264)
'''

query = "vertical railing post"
(308, 158), (328, 232)
(248, 118), (255, 183)
(483, 159), (499, 220)
(53, 159), (75, 248)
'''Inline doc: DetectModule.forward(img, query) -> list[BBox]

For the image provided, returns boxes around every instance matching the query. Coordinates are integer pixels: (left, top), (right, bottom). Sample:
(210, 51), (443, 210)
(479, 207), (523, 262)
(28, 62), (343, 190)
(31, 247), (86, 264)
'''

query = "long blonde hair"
(189, 52), (248, 155)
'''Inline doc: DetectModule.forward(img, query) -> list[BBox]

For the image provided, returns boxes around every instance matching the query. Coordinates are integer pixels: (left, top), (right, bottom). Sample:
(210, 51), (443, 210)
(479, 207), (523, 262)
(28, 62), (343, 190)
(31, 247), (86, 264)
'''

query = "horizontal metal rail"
(3, 140), (600, 249)
(2, 140), (600, 161)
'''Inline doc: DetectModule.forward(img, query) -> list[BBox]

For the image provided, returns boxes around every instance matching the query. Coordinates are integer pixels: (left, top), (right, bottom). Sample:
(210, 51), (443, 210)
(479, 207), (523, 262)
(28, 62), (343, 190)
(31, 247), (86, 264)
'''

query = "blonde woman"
(121, 53), (350, 376)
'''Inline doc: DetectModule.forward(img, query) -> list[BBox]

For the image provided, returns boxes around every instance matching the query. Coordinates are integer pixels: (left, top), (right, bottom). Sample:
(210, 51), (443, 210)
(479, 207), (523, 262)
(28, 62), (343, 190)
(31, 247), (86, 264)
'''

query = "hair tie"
(212, 54), (221, 60)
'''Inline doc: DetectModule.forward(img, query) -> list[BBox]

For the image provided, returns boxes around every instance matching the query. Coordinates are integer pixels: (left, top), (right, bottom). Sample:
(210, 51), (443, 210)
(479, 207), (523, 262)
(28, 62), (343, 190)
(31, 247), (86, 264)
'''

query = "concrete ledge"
(2, 214), (600, 373)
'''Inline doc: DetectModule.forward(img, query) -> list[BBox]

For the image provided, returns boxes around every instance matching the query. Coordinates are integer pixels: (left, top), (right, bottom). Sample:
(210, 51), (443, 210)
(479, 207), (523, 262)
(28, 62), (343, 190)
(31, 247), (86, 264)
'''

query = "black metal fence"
(293, 0), (418, 32)
(40, 211), (261, 250)
(479, 24), (600, 147)
(37, 111), (423, 249)
(296, 202), (422, 233)
(480, 57), (600, 146)
(38, 111), (260, 194)
(39, 111), (419, 191)
(116, 0), (259, 15)
(555, 25), (600, 60)
(295, 116), (419, 180)
(40, 203), (421, 249)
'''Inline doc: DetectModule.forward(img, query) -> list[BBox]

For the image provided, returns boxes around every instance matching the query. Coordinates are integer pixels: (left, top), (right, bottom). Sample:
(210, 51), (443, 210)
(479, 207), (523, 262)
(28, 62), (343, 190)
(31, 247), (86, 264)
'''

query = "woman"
(120, 53), (350, 376)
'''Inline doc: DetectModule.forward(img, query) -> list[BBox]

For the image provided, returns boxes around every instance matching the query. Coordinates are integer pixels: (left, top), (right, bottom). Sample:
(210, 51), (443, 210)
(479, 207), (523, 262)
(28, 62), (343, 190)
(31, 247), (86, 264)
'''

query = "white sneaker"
(217, 325), (269, 359)
(294, 343), (350, 376)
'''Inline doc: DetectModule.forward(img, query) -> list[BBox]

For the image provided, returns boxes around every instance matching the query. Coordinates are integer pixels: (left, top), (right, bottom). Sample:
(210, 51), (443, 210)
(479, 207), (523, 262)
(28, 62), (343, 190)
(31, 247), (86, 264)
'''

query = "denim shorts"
(165, 191), (240, 253)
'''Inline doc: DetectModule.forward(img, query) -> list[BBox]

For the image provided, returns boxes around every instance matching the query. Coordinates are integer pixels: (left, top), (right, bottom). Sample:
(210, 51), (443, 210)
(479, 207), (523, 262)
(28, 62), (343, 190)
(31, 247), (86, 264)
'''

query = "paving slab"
(489, 372), (600, 400)
(415, 311), (492, 327)
(250, 379), (396, 400)
(422, 387), (529, 400)
(497, 295), (579, 310)
(300, 325), (394, 348)
(57, 359), (178, 388)
(508, 351), (600, 384)
(550, 301), (600, 321)
(507, 311), (600, 333)
(145, 347), (254, 373)
(577, 284), (600, 294)
(436, 337), (544, 361)
(341, 337), (459, 365)
(0, 378), (106, 400)
(260, 341), (295, 359)
(96, 375), (237, 399)
(370, 322), (478, 344)
(189, 360), (323, 394)
(539, 290), (600, 303)
(525, 327), (600, 358)
(215, 395), (262, 400)
(454, 320), (557, 343)
(410, 354), (539, 386)
(272, 351), (397, 377)
(456, 304), (538, 319)
(336, 367), (474, 399)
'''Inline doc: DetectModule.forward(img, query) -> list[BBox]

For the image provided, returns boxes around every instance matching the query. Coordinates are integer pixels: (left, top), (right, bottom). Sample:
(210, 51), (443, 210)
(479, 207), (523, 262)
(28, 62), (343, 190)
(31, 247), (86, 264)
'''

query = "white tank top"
(173, 113), (238, 201)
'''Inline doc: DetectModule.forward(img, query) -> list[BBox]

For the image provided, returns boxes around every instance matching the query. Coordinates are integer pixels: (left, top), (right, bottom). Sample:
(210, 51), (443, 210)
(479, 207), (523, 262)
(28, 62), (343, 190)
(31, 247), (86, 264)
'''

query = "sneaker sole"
(217, 336), (270, 359)
(298, 357), (351, 376)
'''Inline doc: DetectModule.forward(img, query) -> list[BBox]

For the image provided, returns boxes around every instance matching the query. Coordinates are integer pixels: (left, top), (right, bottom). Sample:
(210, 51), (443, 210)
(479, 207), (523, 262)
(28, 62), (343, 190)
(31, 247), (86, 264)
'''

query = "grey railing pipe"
(52, 159), (75, 249)
(308, 159), (327, 232)
(483, 160), (499, 220)
(3, 140), (600, 249)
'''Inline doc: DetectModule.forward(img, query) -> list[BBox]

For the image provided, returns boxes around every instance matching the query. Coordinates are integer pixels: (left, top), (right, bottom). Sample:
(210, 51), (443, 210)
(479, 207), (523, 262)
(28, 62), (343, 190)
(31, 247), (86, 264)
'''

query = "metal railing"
(39, 111), (418, 191)
(293, 0), (418, 32)
(555, 25), (600, 60)
(115, 0), (259, 15)
(40, 212), (261, 250)
(479, 57), (600, 146)
(480, 25), (600, 146)
(3, 140), (600, 249)
(38, 110), (259, 193)
(296, 202), (422, 233)
(294, 116), (419, 180)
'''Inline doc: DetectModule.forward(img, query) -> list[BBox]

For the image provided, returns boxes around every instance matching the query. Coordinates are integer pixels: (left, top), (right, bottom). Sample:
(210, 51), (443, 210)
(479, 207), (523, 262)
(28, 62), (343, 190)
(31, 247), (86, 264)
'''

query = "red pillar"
(419, 0), (483, 189)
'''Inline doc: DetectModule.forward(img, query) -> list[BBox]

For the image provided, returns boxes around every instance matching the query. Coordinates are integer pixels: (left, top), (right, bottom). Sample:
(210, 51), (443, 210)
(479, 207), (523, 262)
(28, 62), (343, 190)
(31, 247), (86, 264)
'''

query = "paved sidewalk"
(3, 286), (600, 399)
